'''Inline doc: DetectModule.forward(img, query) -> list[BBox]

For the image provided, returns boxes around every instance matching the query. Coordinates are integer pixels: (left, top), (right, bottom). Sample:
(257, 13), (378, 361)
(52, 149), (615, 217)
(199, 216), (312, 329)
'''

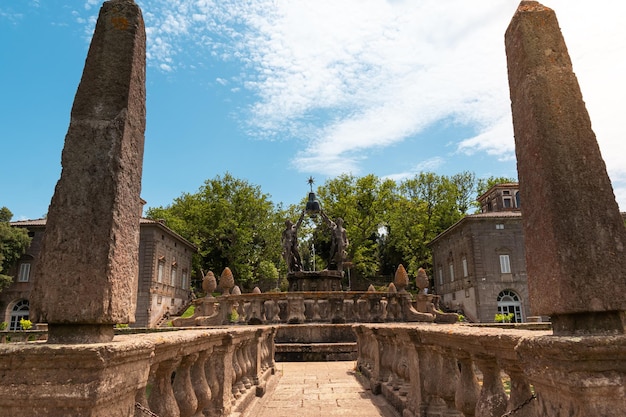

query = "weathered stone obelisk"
(506, 1), (626, 335)
(32, 0), (146, 343)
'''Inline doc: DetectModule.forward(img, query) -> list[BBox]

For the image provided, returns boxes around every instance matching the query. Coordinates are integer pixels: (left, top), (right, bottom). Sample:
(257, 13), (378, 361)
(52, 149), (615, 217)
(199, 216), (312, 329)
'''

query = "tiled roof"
(428, 210), (522, 246)
(466, 210), (522, 219)
(10, 217), (197, 250)
(10, 218), (47, 227)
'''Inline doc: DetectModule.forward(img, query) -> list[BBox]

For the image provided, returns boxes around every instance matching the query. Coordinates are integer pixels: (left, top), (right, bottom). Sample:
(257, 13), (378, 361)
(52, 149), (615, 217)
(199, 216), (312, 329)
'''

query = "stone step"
(274, 342), (357, 362)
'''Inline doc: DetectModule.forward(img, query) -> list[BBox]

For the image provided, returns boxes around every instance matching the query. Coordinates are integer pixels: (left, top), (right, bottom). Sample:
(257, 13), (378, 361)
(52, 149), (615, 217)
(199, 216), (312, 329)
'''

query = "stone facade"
(136, 219), (196, 327)
(1, 218), (195, 329)
(429, 184), (529, 323)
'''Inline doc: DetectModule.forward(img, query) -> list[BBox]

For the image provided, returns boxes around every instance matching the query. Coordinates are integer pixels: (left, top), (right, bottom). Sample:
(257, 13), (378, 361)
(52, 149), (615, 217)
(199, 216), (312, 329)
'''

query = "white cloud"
(84, 0), (98, 11)
(75, 0), (626, 208)
(383, 157), (446, 182)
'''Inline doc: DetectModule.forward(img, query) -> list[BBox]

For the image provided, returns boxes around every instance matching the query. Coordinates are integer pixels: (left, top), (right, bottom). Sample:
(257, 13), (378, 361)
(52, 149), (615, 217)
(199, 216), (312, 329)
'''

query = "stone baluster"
(318, 299), (330, 321)
(232, 341), (244, 399)
(454, 355), (480, 417)
(312, 299), (322, 321)
(367, 328), (383, 394)
(439, 352), (463, 417)
(135, 380), (151, 417)
(190, 349), (213, 417)
(206, 336), (235, 417)
(386, 337), (401, 390)
(354, 326), (371, 376)
(343, 299), (355, 322)
(264, 299), (281, 323)
(401, 328), (423, 417)
(474, 356), (507, 417)
(150, 358), (182, 417)
(397, 351), (411, 396)
(328, 294), (345, 323)
(248, 298), (266, 324)
(173, 353), (199, 417)
(423, 348), (447, 417)
(501, 364), (536, 417)
(378, 332), (395, 386)
(235, 300), (246, 323)
(265, 327), (277, 371)
(258, 333), (269, 372)
(287, 296), (305, 324)
(239, 342), (253, 390)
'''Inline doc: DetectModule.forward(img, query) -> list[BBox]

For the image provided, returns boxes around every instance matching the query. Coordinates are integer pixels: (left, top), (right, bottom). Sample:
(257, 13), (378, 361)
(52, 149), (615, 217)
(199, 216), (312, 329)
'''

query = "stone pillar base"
(0, 337), (152, 417)
(517, 334), (626, 417)
(47, 323), (115, 344)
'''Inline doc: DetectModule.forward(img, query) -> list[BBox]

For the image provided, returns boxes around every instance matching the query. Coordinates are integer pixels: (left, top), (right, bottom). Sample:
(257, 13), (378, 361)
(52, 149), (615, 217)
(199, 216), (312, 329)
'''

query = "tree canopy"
(0, 207), (31, 292)
(145, 173), (283, 291)
(146, 172), (516, 291)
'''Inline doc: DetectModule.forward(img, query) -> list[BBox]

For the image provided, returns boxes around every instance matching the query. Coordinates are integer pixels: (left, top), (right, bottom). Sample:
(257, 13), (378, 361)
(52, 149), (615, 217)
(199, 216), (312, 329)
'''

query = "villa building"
(1, 218), (196, 329)
(428, 183), (530, 323)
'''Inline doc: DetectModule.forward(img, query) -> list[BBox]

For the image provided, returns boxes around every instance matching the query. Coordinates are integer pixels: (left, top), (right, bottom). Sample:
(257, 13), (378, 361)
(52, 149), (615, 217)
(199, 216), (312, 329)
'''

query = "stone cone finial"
(367, 284), (376, 292)
(416, 268), (429, 294)
(218, 267), (235, 294)
(252, 287), (262, 294)
(202, 270), (217, 295)
(388, 282), (397, 294)
(394, 264), (409, 292)
(232, 285), (242, 295)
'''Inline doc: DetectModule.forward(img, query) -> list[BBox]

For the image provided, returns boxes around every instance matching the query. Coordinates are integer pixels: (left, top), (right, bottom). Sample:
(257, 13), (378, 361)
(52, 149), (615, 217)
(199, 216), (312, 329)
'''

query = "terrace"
(1, 1), (624, 416)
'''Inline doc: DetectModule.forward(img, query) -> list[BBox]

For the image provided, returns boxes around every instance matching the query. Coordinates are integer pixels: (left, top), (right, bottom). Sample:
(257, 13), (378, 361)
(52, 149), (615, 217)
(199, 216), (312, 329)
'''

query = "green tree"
(384, 173), (464, 276)
(451, 171), (477, 215)
(256, 260), (279, 291)
(146, 173), (282, 291)
(0, 208), (31, 292)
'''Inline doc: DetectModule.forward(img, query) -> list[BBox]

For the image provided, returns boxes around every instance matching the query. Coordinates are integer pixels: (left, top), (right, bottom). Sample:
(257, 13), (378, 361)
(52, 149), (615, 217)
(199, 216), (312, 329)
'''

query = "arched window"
(497, 290), (523, 323)
(9, 299), (30, 330)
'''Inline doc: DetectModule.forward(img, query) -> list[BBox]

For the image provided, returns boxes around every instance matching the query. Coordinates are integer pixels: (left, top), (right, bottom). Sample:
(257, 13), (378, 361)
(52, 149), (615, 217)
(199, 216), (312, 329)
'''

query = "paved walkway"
(241, 361), (400, 417)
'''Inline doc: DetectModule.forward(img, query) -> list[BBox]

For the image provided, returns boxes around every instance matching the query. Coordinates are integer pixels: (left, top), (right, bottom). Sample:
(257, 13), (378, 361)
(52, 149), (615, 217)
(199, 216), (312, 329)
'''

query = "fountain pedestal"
(287, 270), (343, 292)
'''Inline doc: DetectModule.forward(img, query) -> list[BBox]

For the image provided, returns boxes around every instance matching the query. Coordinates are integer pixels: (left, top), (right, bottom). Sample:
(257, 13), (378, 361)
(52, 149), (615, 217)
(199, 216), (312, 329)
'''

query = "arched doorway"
(497, 290), (523, 323)
(9, 299), (29, 330)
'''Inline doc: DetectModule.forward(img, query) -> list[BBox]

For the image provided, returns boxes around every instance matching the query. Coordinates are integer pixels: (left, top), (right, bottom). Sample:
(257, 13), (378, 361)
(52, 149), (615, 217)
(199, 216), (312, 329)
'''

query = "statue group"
(281, 209), (349, 274)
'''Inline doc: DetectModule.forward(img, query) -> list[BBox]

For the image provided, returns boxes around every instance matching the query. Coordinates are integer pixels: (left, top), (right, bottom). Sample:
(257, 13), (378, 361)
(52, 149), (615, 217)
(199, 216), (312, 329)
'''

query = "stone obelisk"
(32, 0), (146, 343)
(506, 1), (626, 335)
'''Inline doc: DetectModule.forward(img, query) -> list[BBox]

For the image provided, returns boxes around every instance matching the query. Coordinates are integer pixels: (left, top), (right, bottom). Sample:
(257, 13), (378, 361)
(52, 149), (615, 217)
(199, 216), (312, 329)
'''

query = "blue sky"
(1, 0), (625, 221)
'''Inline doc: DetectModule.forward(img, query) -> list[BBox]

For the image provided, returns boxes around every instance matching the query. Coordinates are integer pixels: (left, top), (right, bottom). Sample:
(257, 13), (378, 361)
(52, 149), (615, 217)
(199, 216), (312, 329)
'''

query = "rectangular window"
(171, 267), (177, 287)
(500, 255), (511, 274)
(18, 263), (31, 282)
(182, 271), (188, 289)
(496, 224), (504, 230)
(503, 198), (512, 208)
(438, 267), (443, 286)
(157, 262), (164, 283)
(449, 263), (455, 282)
(462, 257), (468, 278)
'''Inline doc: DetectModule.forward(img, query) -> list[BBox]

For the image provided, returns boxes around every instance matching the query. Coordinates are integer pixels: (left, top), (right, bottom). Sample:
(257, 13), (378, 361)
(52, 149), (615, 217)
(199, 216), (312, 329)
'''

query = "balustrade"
(177, 291), (455, 327)
(0, 326), (276, 417)
(354, 323), (551, 417)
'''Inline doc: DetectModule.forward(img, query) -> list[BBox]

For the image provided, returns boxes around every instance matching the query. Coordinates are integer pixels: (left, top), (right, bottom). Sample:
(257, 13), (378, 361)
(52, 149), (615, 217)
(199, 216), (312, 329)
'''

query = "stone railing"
(0, 329), (48, 343)
(0, 326), (277, 417)
(354, 323), (626, 417)
(176, 291), (458, 327)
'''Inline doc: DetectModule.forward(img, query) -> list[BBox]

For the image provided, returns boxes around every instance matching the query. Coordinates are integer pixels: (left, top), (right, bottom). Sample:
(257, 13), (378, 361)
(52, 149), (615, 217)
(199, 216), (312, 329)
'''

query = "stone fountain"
(284, 178), (346, 292)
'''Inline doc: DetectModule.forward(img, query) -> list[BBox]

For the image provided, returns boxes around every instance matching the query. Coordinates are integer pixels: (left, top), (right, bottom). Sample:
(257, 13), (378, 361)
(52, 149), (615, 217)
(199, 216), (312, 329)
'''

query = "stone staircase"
(273, 323), (357, 362)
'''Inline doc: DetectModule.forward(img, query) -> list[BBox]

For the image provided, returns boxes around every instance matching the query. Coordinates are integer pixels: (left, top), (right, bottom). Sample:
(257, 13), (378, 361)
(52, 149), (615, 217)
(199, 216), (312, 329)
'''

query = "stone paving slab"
(240, 362), (400, 417)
